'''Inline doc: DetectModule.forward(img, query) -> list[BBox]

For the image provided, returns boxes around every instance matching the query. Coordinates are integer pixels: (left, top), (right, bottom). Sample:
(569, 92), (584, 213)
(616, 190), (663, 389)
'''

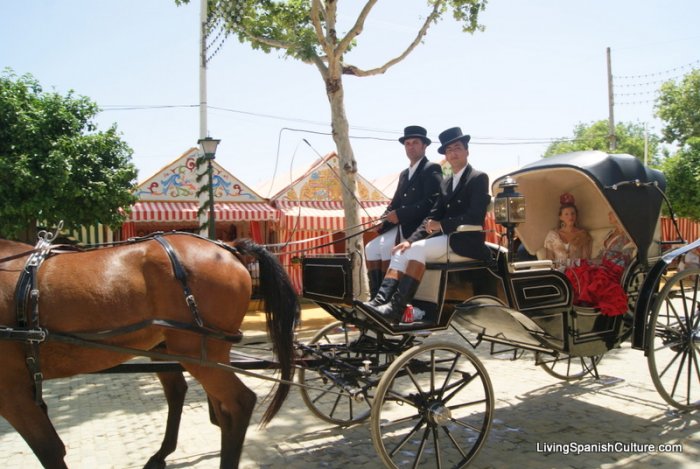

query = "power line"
(614, 58), (699, 80)
(97, 104), (612, 146)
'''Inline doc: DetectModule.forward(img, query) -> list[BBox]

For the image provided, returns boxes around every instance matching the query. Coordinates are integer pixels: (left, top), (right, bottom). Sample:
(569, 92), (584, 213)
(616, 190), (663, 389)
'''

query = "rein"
(265, 221), (378, 257)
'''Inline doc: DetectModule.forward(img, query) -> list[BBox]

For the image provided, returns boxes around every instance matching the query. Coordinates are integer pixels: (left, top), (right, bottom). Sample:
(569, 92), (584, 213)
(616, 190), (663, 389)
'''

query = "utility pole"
(606, 47), (617, 151)
(644, 122), (649, 166)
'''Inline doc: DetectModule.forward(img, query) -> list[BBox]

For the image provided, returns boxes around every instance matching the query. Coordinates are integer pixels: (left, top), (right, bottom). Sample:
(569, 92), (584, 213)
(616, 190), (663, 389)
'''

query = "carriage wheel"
(647, 268), (700, 411)
(298, 321), (384, 425)
(370, 341), (493, 469)
(536, 352), (603, 380)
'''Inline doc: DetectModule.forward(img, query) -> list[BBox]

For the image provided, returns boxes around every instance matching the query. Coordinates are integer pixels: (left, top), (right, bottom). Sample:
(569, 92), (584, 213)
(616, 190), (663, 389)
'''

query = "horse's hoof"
(143, 455), (166, 469)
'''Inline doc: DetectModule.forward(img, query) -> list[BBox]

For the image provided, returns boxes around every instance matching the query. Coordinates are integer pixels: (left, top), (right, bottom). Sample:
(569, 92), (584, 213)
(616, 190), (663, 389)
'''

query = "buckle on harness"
(186, 295), (203, 326)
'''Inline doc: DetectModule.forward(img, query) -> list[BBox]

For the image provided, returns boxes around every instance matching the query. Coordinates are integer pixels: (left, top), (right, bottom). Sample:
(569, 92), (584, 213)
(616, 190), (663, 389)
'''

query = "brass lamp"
(494, 176), (526, 255)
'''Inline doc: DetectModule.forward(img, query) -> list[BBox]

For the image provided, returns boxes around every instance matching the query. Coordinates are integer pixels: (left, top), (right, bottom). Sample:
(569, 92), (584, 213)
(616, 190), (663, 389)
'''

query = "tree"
(655, 69), (700, 146)
(543, 120), (661, 164)
(661, 138), (700, 220)
(655, 69), (700, 220)
(177, 0), (487, 296)
(0, 70), (137, 240)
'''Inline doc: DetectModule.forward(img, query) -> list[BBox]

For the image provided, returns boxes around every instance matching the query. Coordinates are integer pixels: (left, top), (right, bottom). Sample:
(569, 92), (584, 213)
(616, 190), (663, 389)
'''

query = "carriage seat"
(417, 225), (490, 304)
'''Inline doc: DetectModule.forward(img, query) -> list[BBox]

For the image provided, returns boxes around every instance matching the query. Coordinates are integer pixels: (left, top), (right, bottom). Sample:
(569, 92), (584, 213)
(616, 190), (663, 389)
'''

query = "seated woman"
(543, 193), (592, 266)
(564, 209), (633, 317)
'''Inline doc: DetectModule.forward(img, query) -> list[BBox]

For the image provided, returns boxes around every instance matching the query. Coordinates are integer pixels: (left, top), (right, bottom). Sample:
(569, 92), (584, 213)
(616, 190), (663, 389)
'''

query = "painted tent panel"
(135, 147), (266, 203)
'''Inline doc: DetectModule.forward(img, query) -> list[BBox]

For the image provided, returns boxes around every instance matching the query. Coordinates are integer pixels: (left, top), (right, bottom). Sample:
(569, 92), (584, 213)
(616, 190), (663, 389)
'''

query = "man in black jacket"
(362, 127), (491, 323)
(364, 125), (443, 298)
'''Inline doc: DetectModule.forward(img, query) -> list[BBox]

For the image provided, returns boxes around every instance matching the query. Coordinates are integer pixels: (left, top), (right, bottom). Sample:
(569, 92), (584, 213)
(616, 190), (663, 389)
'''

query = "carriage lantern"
(198, 137), (221, 240)
(494, 176), (526, 254)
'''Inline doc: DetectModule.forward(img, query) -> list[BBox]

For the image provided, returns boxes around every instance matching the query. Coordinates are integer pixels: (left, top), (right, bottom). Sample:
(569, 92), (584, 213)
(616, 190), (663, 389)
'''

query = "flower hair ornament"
(560, 192), (576, 206)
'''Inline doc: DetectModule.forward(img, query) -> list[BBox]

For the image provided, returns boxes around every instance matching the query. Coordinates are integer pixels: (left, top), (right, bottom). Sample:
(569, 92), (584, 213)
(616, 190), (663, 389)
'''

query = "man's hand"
(385, 210), (399, 224)
(425, 219), (442, 235)
(392, 240), (411, 254)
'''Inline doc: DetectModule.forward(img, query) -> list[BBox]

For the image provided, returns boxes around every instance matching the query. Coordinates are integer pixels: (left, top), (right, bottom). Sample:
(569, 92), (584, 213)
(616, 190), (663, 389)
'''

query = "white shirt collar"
(407, 158), (422, 180)
(452, 165), (467, 190)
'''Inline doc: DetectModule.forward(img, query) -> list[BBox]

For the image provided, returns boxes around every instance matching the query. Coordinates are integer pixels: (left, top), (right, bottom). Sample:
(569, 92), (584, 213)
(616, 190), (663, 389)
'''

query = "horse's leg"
(184, 366), (257, 468)
(208, 395), (220, 426)
(0, 386), (67, 468)
(143, 370), (189, 469)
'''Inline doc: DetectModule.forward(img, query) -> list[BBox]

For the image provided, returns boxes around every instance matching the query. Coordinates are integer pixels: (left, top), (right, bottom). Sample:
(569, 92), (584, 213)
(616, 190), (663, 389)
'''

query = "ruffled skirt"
(564, 259), (628, 316)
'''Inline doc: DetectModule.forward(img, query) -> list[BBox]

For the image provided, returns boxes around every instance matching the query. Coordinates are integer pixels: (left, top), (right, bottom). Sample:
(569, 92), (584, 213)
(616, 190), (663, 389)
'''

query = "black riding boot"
(366, 274), (421, 324)
(364, 277), (399, 307)
(368, 268), (384, 299)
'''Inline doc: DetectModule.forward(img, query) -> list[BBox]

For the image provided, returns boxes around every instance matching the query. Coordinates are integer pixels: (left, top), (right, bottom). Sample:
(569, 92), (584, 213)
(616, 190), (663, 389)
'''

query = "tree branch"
(342, 1), (442, 77)
(311, 0), (332, 57)
(240, 29), (294, 51)
(336, 0), (378, 54)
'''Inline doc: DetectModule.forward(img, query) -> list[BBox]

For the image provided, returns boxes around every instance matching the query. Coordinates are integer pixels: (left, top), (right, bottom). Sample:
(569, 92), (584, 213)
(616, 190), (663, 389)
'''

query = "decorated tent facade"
(266, 152), (390, 292)
(123, 148), (278, 243)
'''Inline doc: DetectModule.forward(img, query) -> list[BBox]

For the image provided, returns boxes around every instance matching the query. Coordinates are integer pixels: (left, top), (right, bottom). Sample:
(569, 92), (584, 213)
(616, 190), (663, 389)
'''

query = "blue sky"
(2, 1), (699, 196)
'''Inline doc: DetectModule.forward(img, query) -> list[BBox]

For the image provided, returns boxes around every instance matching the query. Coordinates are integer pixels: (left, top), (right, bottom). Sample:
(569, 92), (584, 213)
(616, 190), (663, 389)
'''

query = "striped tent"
(661, 216), (700, 245)
(276, 200), (388, 231)
(129, 201), (278, 222)
(265, 152), (390, 293)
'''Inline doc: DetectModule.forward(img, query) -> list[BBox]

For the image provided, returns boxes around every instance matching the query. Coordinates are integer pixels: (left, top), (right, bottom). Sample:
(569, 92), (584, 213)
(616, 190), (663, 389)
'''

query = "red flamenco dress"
(564, 231), (633, 317)
(565, 259), (627, 316)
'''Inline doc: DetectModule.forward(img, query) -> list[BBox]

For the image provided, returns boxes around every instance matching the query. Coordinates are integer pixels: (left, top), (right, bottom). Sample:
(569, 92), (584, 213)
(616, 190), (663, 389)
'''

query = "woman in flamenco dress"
(544, 194), (632, 316)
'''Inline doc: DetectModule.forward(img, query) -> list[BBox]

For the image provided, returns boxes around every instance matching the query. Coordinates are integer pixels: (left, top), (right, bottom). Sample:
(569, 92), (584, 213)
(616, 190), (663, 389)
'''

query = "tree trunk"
(325, 75), (369, 300)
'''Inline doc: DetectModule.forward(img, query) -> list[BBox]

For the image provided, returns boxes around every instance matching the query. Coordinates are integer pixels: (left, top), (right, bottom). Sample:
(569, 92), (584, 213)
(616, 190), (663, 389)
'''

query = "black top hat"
(398, 125), (431, 145)
(437, 127), (471, 154)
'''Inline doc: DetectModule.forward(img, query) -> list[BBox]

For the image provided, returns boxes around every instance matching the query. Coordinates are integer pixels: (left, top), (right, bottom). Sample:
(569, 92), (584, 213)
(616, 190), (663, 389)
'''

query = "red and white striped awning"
(276, 200), (387, 231)
(128, 201), (279, 222)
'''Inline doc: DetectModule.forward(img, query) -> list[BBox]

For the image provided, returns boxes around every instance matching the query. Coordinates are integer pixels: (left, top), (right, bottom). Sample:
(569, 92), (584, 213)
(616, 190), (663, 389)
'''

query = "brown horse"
(0, 233), (298, 468)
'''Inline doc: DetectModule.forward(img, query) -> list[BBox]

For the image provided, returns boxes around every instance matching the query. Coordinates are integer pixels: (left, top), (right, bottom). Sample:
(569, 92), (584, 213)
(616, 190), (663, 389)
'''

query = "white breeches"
(365, 226), (402, 262)
(388, 234), (451, 272)
(389, 235), (477, 273)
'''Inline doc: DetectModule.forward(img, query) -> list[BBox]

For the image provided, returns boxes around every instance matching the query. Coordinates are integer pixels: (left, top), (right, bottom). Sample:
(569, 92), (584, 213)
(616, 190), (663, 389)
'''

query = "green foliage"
(661, 137), (700, 220)
(655, 69), (700, 146)
(0, 69), (137, 239)
(178, 1), (487, 62)
(543, 120), (660, 164)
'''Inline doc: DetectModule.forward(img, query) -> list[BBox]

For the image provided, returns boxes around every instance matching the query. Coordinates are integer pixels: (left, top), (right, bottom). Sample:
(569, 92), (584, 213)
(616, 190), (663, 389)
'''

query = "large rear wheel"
(647, 268), (700, 411)
(370, 341), (493, 468)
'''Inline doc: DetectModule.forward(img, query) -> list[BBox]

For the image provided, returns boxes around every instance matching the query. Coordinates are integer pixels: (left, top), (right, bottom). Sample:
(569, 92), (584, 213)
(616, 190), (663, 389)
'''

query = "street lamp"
(198, 137), (220, 240)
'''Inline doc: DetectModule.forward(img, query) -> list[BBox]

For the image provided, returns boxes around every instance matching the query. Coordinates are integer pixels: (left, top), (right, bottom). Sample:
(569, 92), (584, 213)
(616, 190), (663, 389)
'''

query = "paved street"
(1, 316), (698, 469)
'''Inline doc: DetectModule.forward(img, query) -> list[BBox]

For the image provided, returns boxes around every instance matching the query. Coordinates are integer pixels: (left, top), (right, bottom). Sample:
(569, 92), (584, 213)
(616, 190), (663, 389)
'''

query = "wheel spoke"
(442, 425), (469, 459)
(386, 417), (426, 457)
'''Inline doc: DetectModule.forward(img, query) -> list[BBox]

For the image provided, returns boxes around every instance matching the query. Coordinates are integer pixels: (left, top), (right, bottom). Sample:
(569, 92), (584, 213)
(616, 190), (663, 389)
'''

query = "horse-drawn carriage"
(297, 151), (699, 467)
(0, 151), (697, 468)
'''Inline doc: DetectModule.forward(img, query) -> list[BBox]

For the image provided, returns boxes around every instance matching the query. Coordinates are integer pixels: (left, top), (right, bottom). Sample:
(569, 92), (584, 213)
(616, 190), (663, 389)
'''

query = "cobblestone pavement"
(1, 324), (698, 469)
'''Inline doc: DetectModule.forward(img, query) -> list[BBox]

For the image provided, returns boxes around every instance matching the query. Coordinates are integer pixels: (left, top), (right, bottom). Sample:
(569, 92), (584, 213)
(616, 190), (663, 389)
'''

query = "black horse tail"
(233, 239), (299, 425)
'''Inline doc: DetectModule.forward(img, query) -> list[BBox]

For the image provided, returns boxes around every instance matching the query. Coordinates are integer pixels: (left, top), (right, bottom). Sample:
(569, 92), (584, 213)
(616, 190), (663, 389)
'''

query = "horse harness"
(7, 232), (244, 408)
